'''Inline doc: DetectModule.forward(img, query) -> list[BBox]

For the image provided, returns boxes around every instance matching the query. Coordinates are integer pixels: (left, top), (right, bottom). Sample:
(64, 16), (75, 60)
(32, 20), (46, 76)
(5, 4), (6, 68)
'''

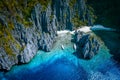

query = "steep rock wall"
(73, 31), (100, 59)
(52, 0), (94, 30)
(0, 4), (57, 70)
(0, 0), (94, 70)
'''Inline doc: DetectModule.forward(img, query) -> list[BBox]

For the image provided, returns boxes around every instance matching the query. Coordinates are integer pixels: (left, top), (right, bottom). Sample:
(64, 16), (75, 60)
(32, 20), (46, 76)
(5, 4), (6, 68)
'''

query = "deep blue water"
(5, 57), (87, 80)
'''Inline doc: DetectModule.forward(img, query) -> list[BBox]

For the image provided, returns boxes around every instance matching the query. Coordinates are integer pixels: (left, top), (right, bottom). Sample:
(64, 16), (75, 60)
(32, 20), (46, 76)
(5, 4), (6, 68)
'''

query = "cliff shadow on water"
(93, 30), (120, 61)
(87, 0), (120, 29)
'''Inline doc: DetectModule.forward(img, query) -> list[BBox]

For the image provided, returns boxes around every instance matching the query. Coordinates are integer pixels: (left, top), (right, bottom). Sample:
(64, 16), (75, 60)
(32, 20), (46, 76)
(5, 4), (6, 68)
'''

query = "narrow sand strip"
(57, 26), (91, 35)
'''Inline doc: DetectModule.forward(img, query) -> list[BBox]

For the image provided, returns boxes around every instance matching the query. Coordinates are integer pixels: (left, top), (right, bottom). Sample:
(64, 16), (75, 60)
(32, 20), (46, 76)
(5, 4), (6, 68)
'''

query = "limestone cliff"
(0, 3), (57, 70)
(73, 31), (100, 59)
(0, 0), (95, 70)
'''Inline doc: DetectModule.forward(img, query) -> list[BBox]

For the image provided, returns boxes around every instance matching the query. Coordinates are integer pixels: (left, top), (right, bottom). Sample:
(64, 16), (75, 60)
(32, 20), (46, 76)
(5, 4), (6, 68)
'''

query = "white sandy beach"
(57, 26), (91, 35)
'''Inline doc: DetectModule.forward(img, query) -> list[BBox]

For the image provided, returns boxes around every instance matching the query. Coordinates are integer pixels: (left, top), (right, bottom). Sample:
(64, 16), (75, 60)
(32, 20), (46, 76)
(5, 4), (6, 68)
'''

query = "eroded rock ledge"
(73, 31), (100, 59)
(0, 4), (57, 70)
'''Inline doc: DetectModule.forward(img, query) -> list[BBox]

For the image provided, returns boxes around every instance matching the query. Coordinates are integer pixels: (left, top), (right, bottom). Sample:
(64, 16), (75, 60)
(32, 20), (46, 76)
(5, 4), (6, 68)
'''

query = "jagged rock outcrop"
(0, 4), (57, 70)
(0, 0), (95, 70)
(73, 31), (100, 59)
(52, 0), (94, 30)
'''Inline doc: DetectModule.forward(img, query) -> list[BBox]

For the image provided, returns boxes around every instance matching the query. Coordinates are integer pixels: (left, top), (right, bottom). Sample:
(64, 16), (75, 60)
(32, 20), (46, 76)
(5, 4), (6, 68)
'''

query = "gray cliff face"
(0, 4), (57, 70)
(0, 0), (94, 70)
(52, 0), (94, 30)
(73, 31), (100, 59)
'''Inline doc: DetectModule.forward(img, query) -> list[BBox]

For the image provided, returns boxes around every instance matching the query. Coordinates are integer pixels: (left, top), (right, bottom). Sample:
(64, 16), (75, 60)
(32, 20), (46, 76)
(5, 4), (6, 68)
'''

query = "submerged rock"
(73, 31), (100, 59)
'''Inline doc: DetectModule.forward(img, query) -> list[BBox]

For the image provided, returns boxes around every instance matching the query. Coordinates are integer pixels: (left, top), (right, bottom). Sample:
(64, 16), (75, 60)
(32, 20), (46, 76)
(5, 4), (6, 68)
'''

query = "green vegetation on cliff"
(0, 0), (96, 56)
(0, 23), (21, 56)
(69, 0), (77, 8)
(0, 0), (51, 55)
(69, 0), (96, 28)
(72, 12), (88, 28)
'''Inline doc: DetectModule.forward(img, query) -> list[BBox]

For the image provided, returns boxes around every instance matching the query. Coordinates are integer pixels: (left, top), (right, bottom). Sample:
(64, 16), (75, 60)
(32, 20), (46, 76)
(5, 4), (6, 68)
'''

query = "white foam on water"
(91, 25), (116, 31)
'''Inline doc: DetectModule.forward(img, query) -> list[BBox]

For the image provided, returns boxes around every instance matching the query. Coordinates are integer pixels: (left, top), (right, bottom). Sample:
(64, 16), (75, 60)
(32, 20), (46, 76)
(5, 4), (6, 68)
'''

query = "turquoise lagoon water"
(0, 33), (120, 80)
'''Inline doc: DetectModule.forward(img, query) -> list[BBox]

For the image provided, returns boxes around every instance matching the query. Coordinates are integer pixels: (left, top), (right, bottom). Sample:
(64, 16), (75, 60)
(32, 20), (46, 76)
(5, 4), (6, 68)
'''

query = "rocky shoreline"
(73, 31), (100, 59)
(0, 4), (57, 70)
(0, 0), (96, 70)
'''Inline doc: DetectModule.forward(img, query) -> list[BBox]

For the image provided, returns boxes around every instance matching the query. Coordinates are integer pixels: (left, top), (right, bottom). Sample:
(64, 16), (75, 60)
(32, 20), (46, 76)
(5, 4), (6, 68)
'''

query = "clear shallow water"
(0, 33), (120, 80)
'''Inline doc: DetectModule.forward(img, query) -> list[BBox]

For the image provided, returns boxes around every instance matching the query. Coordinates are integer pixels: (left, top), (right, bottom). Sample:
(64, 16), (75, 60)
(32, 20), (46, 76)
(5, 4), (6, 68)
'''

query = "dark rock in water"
(73, 31), (100, 59)
(74, 30), (84, 42)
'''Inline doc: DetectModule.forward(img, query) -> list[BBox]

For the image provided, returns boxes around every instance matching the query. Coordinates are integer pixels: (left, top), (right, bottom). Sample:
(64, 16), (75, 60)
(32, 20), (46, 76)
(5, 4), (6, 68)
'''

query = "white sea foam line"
(91, 25), (116, 31)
